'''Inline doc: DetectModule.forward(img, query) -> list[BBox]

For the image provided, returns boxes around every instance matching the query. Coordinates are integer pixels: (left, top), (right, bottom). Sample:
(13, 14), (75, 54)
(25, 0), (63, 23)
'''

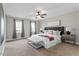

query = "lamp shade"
(66, 27), (72, 32)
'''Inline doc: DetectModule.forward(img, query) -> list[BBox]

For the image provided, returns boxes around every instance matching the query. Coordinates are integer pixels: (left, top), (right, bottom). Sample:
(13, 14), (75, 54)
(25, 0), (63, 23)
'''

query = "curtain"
(21, 20), (25, 37)
(35, 21), (36, 34)
(30, 21), (31, 36)
(13, 19), (17, 39)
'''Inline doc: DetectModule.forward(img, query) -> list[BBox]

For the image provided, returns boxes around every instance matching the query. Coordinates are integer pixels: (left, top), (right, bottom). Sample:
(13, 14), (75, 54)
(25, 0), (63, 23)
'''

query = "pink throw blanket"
(38, 34), (54, 41)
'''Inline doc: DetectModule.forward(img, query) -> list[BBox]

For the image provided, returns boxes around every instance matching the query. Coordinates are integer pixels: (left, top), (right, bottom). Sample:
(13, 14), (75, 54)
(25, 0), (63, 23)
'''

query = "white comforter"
(28, 33), (61, 49)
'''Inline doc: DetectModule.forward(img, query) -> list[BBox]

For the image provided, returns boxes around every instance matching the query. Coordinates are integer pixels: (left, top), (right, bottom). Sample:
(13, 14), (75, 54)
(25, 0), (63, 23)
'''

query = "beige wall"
(6, 16), (30, 41)
(6, 16), (13, 40)
(40, 11), (79, 43)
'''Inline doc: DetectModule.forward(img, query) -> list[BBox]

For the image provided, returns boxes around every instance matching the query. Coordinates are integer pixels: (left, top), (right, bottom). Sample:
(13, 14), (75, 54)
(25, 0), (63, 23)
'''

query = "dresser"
(61, 34), (76, 44)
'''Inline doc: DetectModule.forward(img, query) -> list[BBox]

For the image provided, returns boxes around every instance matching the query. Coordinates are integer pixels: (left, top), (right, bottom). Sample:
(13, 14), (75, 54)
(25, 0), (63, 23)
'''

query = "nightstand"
(61, 34), (76, 44)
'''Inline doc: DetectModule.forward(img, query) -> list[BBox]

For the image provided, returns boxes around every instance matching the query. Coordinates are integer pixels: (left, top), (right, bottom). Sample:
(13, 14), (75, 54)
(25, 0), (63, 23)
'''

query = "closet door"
(0, 4), (4, 45)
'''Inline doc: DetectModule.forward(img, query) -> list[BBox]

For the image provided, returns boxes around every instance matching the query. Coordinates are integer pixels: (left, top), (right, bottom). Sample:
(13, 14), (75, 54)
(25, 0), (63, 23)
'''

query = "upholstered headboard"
(44, 26), (65, 35)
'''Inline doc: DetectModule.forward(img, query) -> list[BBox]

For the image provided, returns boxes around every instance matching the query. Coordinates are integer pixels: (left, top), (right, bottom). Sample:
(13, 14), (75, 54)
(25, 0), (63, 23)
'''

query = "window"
(31, 21), (36, 35)
(16, 20), (22, 33)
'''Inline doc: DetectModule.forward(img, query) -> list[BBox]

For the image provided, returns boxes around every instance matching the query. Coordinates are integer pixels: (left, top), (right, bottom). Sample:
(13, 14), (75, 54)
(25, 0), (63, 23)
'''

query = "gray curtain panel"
(30, 21), (31, 36)
(35, 21), (36, 34)
(21, 20), (25, 37)
(13, 19), (17, 39)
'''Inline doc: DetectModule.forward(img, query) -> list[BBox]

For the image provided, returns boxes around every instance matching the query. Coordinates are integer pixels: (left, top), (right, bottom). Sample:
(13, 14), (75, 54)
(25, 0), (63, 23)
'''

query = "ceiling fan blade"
(42, 14), (47, 15)
(40, 15), (45, 18)
(41, 16), (45, 18)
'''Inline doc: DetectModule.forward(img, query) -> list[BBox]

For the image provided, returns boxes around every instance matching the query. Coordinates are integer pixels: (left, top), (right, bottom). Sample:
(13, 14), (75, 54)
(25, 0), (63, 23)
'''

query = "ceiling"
(2, 3), (79, 20)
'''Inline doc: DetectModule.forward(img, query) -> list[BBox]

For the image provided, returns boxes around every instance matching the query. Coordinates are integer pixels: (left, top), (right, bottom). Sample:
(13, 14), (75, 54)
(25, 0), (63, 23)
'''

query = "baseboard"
(6, 37), (28, 42)
(76, 42), (79, 45)
(63, 40), (79, 46)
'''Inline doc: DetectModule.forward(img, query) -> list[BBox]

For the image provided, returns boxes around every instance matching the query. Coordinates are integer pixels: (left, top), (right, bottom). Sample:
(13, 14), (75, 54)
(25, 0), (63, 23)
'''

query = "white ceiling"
(2, 3), (79, 20)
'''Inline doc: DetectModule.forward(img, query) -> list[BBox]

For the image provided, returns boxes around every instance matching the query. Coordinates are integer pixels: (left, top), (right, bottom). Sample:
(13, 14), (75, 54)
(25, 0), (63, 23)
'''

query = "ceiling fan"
(35, 8), (47, 19)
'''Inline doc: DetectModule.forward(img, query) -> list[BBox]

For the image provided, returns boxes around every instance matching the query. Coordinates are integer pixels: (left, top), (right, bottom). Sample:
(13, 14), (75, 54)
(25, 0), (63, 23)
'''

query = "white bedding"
(28, 34), (61, 49)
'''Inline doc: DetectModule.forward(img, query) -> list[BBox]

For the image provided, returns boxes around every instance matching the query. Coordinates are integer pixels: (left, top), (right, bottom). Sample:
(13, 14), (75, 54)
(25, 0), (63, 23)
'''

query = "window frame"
(16, 20), (22, 33)
(30, 21), (36, 35)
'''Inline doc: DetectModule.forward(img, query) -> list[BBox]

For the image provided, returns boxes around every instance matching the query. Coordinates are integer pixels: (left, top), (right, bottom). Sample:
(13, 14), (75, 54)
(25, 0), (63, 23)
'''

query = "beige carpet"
(3, 39), (79, 56)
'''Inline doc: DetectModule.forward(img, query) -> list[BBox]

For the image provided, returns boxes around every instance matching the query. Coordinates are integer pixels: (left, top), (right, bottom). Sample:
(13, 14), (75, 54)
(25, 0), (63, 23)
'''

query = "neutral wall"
(6, 16), (13, 40)
(40, 11), (79, 43)
(6, 16), (30, 41)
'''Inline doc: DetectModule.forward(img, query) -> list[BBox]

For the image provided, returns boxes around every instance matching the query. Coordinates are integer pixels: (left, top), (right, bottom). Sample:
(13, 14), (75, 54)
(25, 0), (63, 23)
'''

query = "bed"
(28, 26), (64, 49)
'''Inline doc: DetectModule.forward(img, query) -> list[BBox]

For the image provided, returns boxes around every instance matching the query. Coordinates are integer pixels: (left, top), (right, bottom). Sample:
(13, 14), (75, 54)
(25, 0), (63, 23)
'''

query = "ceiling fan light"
(41, 10), (45, 14)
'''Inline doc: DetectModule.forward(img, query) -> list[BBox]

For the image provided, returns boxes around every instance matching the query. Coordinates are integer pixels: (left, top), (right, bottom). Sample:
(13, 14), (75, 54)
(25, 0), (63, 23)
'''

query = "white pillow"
(44, 30), (53, 34)
(53, 30), (60, 35)
(48, 30), (53, 34)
